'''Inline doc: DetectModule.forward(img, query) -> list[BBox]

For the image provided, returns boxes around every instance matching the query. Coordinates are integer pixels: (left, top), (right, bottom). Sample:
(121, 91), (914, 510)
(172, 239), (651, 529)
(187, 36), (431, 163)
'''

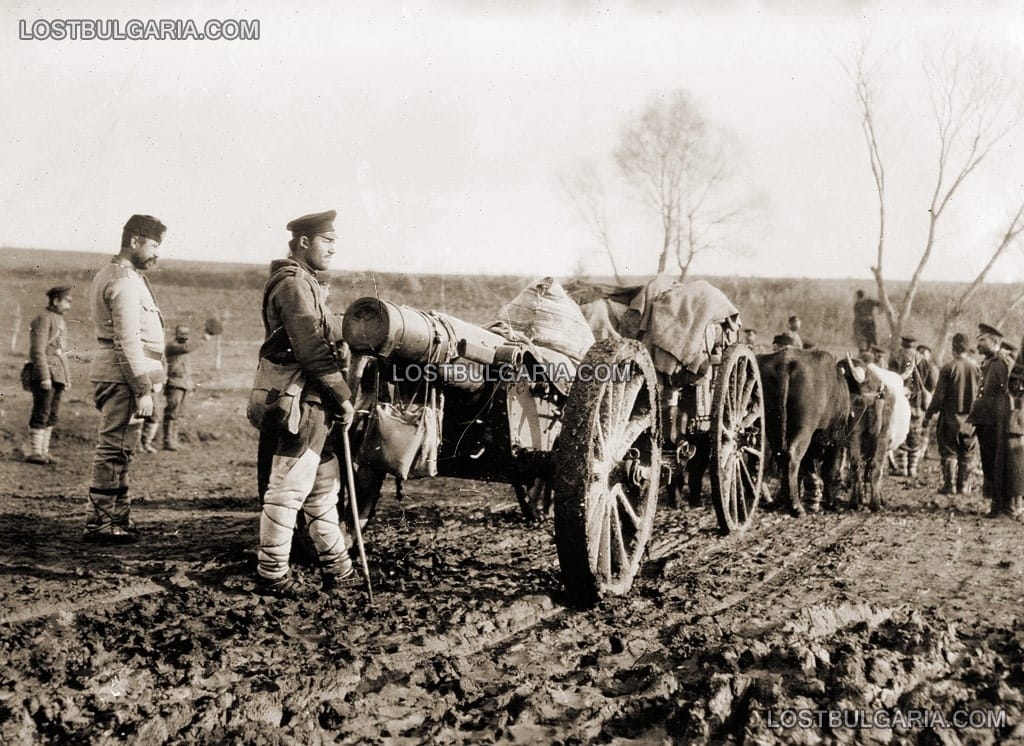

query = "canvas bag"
(247, 264), (330, 433)
(246, 358), (306, 433)
(360, 378), (443, 480)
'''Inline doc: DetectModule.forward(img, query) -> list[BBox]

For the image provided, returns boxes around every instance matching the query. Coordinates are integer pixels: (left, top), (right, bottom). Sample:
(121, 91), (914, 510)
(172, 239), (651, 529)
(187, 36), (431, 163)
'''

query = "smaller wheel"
(710, 345), (765, 534)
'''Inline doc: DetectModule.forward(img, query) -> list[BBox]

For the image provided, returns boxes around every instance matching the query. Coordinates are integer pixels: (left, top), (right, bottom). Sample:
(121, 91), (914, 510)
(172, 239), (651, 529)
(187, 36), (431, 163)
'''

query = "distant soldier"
(85, 215), (167, 543)
(853, 289), (881, 351)
(915, 344), (940, 457)
(968, 324), (1024, 517)
(25, 285), (73, 465)
(924, 333), (980, 495)
(148, 323), (219, 452)
(786, 316), (803, 349)
(889, 335), (927, 477)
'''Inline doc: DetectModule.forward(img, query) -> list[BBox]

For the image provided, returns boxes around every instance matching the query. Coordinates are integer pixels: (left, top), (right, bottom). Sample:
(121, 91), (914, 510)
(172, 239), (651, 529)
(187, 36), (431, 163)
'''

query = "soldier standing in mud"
(84, 215), (168, 543)
(24, 285), (73, 465)
(968, 324), (1024, 518)
(923, 333), (980, 497)
(915, 344), (940, 458)
(254, 210), (357, 599)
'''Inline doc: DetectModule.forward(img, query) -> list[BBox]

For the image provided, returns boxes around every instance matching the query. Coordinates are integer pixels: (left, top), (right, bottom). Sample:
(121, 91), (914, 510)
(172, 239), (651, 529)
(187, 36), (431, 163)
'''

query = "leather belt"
(96, 340), (164, 361)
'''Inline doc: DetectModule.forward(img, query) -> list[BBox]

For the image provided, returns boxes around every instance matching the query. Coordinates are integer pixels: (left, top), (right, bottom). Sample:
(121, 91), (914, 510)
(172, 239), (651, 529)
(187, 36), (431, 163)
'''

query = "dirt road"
(1, 390), (1023, 744)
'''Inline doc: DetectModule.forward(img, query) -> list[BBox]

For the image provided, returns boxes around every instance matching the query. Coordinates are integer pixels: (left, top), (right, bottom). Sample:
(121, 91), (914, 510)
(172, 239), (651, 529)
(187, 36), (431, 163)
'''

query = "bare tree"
(997, 286), (1024, 333)
(934, 200), (1024, 357)
(615, 90), (756, 280)
(849, 51), (897, 340)
(560, 161), (623, 283)
(850, 45), (1023, 352)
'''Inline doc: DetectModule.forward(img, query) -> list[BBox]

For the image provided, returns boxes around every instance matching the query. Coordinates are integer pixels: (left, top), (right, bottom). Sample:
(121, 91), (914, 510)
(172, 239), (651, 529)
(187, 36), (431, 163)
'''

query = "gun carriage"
(342, 279), (764, 606)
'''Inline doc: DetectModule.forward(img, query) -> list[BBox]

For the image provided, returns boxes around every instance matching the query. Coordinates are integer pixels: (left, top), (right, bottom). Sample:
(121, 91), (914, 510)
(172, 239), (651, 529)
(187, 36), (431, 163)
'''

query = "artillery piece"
(341, 280), (764, 606)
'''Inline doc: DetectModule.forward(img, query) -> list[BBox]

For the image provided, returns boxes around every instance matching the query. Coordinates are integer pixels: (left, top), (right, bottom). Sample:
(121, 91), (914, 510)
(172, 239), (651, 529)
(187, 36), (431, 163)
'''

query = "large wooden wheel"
(554, 338), (661, 607)
(710, 345), (765, 534)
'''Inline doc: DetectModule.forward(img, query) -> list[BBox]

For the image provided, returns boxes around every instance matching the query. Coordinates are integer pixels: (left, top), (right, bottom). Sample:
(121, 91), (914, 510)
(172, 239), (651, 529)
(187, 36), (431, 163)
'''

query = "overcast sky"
(2, 1), (1023, 282)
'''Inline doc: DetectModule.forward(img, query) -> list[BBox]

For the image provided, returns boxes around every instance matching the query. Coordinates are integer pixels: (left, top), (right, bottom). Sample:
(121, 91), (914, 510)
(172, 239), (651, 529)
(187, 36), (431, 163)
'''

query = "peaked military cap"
(869, 344), (887, 355)
(772, 333), (794, 346)
(900, 335), (916, 347)
(1001, 341), (1018, 355)
(124, 214), (167, 242)
(46, 285), (72, 300)
(286, 210), (336, 236)
(978, 323), (1003, 338)
(175, 324), (191, 338)
(744, 328), (758, 334)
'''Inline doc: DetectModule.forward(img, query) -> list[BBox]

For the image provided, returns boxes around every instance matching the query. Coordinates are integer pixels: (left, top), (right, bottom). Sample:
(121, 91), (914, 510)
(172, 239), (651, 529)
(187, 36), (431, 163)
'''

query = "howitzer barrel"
(342, 297), (513, 366)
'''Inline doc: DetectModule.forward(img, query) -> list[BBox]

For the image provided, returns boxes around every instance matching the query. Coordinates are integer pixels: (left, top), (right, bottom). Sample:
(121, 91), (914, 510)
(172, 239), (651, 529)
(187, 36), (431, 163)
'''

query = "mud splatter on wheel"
(553, 338), (660, 607)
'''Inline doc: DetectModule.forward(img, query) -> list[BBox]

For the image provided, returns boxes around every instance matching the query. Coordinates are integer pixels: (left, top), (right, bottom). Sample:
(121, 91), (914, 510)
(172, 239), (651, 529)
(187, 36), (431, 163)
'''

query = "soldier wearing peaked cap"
(969, 323), (1024, 518)
(924, 332), (980, 496)
(24, 285), (73, 465)
(84, 214), (168, 543)
(251, 209), (359, 599)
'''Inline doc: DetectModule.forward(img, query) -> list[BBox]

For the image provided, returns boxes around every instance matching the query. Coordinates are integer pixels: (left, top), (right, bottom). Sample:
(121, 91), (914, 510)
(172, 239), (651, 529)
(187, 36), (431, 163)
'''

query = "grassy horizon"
(2, 247), (1021, 364)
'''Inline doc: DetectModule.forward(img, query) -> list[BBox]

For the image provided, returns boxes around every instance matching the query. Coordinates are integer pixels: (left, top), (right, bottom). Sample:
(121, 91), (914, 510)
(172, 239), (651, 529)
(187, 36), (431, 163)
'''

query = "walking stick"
(341, 428), (374, 605)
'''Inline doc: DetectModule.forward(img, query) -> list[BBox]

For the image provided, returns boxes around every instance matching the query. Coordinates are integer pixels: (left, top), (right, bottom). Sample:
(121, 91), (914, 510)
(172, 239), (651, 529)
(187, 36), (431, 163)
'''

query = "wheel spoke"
(614, 484), (641, 529)
(734, 461), (747, 522)
(599, 500), (613, 579)
(737, 370), (756, 417)
(620, 412), (651, 454)
(610, 502), (627, 571)
(731, 365), (744, 414)
(729, 461), (739, 521)
(737, 410), (762, 432)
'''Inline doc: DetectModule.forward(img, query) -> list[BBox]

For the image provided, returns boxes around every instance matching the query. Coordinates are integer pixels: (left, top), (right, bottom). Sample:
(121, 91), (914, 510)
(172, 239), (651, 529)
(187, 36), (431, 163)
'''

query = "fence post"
(11, 305), (21, 354)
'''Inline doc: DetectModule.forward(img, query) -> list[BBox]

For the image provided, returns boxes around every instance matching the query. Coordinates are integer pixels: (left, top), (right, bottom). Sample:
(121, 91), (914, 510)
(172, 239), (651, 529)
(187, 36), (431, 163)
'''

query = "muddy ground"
(1, 387), (1023, 745)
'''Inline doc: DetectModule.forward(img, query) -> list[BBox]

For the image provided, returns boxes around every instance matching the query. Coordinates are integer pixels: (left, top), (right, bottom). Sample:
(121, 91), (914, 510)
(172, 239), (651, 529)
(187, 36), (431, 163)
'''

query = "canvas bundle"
(246, 358), (306, 433)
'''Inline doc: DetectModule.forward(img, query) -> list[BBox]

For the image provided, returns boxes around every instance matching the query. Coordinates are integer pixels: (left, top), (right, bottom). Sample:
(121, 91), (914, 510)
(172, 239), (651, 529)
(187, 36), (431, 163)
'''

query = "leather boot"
(955, 459), (971, 495)
(25, 427), (47, 464)
(939, 458), (955, 495)
(163, 420), (180, 451)
(1011, 496), (1024, 520)
(140, 422), (160, 453)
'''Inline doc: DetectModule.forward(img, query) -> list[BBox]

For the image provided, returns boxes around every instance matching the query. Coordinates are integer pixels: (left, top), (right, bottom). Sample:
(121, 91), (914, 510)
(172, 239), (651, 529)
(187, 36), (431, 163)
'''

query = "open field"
(0, 248), (1023, 743)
